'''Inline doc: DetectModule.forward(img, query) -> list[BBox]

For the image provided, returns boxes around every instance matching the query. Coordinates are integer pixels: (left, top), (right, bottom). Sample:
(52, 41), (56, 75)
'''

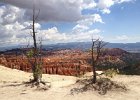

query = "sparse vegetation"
(91, 39), (106, 83)
(70, 77), (127, 95)
(26, 5), (43, 85)
(104, 68), (119, 78)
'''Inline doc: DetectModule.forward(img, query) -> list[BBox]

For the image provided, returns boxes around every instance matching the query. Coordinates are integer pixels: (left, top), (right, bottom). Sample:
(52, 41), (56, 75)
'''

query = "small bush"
(26, 49), (34, 58)
(104, 68), (119, 78)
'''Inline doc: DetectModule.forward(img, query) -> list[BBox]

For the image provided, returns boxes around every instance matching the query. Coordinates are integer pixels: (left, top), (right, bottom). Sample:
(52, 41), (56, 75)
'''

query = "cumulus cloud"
(72, 24), (89, 32)
(39, 27), (102, 43)
(0, 4), (102, 45)
(80, 14), (104, 25)
(101, 8), (111, 14)
(73, 29), (102, 41)
(98, 0), (114, 9)
(0, 5), (21, 37)
(73, 14), (104, 32)
(1, 0), (135, 22)
(0, 0), (136, 46)
(80, 0), (97, 9)
(2, 0), (92, 22)
(97, 0), (135, 14)
(0, 5), (35, 45)
(1, 0), (100, 22)
(0, 5), (26, 25)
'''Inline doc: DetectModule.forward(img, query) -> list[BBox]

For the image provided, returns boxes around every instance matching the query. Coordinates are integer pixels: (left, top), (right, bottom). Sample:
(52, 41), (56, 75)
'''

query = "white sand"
(0, 65), (140, 100)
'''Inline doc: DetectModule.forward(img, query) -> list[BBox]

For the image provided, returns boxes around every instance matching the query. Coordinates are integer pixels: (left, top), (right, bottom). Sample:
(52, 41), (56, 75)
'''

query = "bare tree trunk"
(91, 39), (106, 84)
(32, 5), (42, 83)
(91, 40), (96, 83)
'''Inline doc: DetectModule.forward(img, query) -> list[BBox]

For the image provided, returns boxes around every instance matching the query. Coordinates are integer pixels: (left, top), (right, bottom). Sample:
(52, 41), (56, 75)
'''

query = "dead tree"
(24, 4), (44, 85)
(32, 5), (43, 84)
(91, 39), (106, 83)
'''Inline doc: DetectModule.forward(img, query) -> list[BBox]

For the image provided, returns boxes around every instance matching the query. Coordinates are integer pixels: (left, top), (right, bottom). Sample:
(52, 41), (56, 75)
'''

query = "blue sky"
(0, 0), (139, 46)
(40, 0), (140, 43)
(100, 0), (140, 43)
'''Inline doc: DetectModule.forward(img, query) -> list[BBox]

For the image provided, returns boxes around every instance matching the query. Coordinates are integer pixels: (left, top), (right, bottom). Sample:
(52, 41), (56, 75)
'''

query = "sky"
(0, 0), (140, 46)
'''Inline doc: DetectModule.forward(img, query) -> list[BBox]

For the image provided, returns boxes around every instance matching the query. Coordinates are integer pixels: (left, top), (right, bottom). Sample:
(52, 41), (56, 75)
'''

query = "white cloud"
(2, 0), (84, 22)
(73, 14), (104, 33)
(0, 5), (38, 45)
(118, 0), (135, 3)
(39, 27), (68, 42)
(101, 8), (111, 14)
(79, 14), (104, 25)
(0, 5), (26, 25)
(0, 4), (103, 45)
(116, 35), (129, 41)
(71, 29), (102, 42)
(39, 27), (102, 43)
(80, 0), (97, 9)
(98, 0), (115, 9)
(0, 0), (136, 46)
(97, 0), (114, 14)
(97, 0), (135, 14)
(72, 24), (89, 32)
(1, 0), (135, 21)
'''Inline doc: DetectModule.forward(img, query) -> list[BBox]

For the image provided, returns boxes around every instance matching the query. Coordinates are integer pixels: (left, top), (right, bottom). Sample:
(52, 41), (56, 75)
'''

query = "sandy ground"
(0, 65), (140, 100)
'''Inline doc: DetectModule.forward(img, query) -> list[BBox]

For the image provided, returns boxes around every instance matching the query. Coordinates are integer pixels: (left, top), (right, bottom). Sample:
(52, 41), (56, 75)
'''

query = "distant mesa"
(102, 48), (129, 56)
(1, 42), (140, 53)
